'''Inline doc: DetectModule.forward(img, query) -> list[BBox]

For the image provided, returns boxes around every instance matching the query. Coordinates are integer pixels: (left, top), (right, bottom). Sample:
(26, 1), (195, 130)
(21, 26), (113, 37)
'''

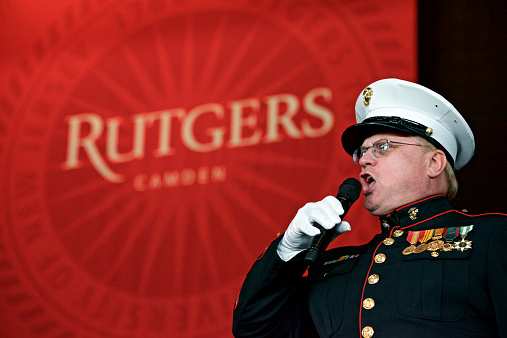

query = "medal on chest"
(402, 225), (474, 256)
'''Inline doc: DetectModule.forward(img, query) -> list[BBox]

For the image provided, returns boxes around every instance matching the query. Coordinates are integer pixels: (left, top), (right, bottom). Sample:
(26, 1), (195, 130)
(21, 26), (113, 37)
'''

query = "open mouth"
(360, 173), (376, 193)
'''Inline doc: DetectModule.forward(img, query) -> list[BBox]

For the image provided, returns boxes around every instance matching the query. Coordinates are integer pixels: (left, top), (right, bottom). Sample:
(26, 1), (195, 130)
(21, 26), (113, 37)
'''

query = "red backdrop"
(0, 1), (416, 337)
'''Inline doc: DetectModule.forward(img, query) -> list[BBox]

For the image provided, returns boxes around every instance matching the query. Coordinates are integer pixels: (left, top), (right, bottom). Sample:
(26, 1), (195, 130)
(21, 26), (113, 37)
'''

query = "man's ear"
(427, 150), (447, 178)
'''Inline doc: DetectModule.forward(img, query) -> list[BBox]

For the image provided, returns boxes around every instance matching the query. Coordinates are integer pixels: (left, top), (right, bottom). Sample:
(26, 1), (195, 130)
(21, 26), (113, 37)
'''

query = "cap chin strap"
(361, 116), (429, 135)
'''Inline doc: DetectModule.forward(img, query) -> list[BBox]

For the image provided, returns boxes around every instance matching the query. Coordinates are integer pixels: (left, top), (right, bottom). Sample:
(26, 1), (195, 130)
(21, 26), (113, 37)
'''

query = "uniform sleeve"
(485, 216), (507, 337)
(232, 236), (318, 338)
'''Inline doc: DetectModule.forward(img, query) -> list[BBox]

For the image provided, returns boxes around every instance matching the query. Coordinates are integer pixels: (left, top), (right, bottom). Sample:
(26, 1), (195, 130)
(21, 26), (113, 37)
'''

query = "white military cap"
(341, 78), (475, 169)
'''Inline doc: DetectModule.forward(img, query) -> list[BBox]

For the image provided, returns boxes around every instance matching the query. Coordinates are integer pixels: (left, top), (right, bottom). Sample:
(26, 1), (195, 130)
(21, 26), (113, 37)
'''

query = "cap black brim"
(341, 116), (455, 168)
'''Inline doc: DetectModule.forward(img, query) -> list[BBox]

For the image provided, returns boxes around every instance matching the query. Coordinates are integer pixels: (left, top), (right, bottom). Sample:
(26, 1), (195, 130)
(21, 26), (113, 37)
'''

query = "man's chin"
(364, 202), (380, 216)
(365, 201), (393, 217)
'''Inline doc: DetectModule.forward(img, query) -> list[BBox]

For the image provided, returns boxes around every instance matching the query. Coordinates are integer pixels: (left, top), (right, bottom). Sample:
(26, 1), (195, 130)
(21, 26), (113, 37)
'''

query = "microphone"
(304, 178), (362, 264)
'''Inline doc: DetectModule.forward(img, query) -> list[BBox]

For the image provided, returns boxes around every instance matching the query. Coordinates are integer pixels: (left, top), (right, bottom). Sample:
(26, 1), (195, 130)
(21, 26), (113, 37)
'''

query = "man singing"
(232, 79), (507, 337)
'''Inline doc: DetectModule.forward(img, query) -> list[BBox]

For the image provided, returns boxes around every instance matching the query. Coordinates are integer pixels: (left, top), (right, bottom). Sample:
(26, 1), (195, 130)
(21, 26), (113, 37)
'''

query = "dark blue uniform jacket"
(233, 195), (507, 337)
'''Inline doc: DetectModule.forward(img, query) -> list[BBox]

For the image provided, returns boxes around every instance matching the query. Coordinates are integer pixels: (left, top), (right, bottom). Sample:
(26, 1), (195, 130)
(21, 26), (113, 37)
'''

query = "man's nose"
(359, 147), (376, 166)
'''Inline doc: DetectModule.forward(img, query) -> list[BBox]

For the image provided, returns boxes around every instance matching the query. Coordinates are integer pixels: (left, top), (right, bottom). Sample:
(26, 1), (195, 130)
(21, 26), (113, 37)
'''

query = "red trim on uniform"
(302, 267), (309, 277)
(386, 194), (447, 218)
(359, 240), (385, 336)
(456, 211), (507, 217)
(400, 210), (507, 230)
(400, 210), (454, 230)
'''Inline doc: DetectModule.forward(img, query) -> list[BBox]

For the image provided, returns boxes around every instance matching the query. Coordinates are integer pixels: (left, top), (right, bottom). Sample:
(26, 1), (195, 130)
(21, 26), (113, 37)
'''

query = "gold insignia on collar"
(408, 207), (419, 220)
(363, 87), (373, 106)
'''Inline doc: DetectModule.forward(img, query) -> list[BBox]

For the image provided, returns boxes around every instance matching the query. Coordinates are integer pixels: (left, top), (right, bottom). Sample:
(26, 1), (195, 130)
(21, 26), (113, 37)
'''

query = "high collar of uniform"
(379, 195), (453, 232)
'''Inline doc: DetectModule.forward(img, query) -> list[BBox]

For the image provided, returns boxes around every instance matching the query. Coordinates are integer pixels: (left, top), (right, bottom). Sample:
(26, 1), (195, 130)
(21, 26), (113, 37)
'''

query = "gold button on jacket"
(362, 326), (374, 338)
(363, 298), (375, 310)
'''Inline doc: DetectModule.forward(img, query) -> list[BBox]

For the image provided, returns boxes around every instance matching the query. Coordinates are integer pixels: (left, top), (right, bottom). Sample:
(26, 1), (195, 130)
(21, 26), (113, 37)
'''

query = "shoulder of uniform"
(455, 210), (507, 219)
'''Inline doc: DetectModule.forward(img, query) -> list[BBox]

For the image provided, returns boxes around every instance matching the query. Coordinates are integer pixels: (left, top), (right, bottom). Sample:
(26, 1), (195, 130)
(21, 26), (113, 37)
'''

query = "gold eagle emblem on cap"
(363, 87), (373, 106)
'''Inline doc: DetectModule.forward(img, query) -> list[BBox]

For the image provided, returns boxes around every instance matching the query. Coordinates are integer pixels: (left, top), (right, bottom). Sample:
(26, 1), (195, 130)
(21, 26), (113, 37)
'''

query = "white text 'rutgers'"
(62, 87), (335, 183)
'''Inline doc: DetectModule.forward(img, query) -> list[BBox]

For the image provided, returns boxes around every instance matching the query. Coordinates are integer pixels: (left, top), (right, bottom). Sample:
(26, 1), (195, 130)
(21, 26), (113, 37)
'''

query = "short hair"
(412, 136), (458, 200)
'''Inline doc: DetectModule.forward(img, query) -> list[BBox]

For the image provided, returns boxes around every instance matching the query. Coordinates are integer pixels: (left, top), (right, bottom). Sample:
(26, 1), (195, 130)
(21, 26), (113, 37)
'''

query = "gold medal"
(414, 243), (428, 253)
(442, 242), (453, 251)
(427, 241), (439, 251)
(413, 229), (434, 254)
(427, 240), (444, 251)
(402, 245), (416, 255)
(437, 239), (444, 249)
(404, 230), (420, 254)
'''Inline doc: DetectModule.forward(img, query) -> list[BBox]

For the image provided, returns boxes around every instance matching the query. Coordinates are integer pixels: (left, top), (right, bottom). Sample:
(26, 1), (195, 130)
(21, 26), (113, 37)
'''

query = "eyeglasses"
(353, 139), (427, 164)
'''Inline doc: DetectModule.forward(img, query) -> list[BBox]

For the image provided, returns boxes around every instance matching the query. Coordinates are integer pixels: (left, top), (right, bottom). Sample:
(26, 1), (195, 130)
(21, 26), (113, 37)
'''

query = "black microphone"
(304, 178), (362, 264)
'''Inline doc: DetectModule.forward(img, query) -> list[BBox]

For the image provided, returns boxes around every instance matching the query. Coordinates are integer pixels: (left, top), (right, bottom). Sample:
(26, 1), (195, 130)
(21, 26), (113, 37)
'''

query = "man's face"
(357, 133), (431, 216)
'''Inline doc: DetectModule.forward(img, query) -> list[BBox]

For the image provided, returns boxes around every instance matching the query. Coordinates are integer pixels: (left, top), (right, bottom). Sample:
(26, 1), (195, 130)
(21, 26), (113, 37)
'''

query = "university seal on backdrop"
(0, 0), (412, 336)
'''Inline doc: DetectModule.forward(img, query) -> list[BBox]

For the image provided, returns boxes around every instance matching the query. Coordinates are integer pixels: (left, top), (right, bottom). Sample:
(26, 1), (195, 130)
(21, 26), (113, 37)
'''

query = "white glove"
(277, 196), (351, 261)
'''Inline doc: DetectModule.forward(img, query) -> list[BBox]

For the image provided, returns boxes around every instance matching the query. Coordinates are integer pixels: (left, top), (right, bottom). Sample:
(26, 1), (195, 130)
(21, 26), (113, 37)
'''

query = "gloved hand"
(277, 196), (351, 261)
